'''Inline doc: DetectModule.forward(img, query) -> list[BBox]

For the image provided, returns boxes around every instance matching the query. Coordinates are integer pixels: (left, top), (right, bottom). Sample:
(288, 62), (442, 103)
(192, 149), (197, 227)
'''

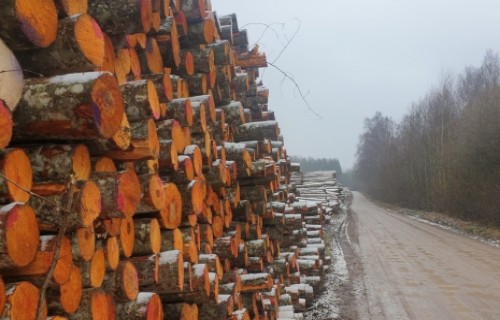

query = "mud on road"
(308, 192), (500, 320)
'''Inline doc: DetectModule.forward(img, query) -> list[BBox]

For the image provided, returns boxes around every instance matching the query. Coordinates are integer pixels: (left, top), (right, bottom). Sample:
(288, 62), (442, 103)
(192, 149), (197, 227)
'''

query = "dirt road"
(345, 192), (500, 320)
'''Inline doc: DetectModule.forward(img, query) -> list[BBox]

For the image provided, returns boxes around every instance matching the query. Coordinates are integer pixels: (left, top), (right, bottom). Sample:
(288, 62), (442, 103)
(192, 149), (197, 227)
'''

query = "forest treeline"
(354, 50), (500, 226)
(290, 156), (342, 174)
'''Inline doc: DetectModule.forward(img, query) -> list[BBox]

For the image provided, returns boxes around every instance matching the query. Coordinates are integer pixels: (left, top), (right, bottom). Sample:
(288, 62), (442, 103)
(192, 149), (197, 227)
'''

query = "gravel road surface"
(345, 192), (500, 319)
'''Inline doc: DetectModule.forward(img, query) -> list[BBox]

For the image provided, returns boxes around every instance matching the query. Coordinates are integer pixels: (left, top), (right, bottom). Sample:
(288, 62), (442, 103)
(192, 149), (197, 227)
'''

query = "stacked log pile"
(0, 0), (342, 319)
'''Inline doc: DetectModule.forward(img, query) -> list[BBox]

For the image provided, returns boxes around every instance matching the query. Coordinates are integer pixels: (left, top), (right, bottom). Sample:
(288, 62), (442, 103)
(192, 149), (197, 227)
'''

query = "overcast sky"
(212, 0), (500, 169)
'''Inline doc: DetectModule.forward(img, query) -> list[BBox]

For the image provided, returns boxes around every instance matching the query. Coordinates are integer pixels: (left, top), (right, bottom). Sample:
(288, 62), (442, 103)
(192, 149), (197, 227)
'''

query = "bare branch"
(267, 61), (322, 119)
(271, 18), (301, 64)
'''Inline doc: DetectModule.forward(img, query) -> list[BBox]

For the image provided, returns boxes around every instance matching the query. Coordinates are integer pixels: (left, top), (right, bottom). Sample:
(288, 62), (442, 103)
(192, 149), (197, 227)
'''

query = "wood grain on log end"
(0, 204), (39, 268)
(159, 183), (182, 229)
(120, 217), (135, 258)
(13, 0), (58, 48)
(3, 281), (47, 319)
(0, 101), (12, 150)
(3, 235), (72, 285)
(55, 0), (88, 16)
(79, 180), (101, 226)
(0, 148), (32, 203)
(58, 264), (83, 313)
(118, 169), (142, 217)
(91, 73), (126, 138)
(73, 226), (95, 262)
(94, 157), (117, 173)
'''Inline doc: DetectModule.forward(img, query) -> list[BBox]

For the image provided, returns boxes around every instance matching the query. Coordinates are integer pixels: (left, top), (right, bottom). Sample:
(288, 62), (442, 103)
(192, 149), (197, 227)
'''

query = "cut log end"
(16, 0), (58, 48)
(149, 218), (162, 254)
(90, 248), (106, 287)
(160, 183), (182, 229)
(94, 157), (117, 172)
(75, 14), (105, 67)
(0, 101), (13, 149)
(4, 281), (47, 319)
(74, 226), (96, 262)
(1, 204), (39, 268)
(59, 265), (83, 313)
(80, 180), (102, 226)
(1, 148), (32, 202)
(57, 0), (89, 16)
(145, 293), (163, 320)
(73, 144), (91, 180)
(117, 169), (142, 217)
(147, 79), (161, 119)
(90, 74), (125, 139)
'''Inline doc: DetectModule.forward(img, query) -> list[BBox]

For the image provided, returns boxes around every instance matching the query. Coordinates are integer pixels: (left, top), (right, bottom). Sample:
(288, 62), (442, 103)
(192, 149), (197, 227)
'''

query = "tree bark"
(121, 79), (161, 122)
(88, 0), (153, 35)
(0, 0), (58, 50)
(132, 218), (161, 256)
(3, 235), (72, 286)
(17, 14), (105, 75)
(102, 260), (139, 302)
(115, 292), (164, 320)
(13, 72), (124, 140)
(30, 180), (101, 230)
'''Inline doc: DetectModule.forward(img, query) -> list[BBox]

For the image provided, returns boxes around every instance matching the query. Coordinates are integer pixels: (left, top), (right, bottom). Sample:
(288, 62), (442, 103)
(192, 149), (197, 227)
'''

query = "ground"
(305, 192), (500, 320)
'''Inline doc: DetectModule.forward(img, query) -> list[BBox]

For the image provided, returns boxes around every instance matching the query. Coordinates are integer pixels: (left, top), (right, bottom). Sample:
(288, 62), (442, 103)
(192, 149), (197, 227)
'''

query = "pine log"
(213, 236), (237, 260)
(102, 236), (120, 271)
(177, 178), (205, 215)
(24, 144), (90, 186)
(180, 0), (205, 22)
(71, 288), (110, 319)
(156, 183), (182, 229)
(185, 47), (215, 74)
(0, 0), (58, 50)
(220, 101), (245, 126)
(129, 254), (159, 289)
(162, 303), (198, 320)
(157, 139), (178, 174)
(115, 292), (164, 320)
(234, 121), (279, 142)
(156, 19), (182, 69)
(236, 48), (267, 69)
(188, 94), (216, 123)
(142, 73), (174, 103)
(54, 0), (88, 16)
(164, 98), (194, 126)
(132, 218), (161, 256)
(160, 228), (184, 253)
(119, 217), (135, 258)
(1, 282), (47, 319)
(0, 203), (39, 269)
(2, 235), (72, 286)
(198, 253), (223, 281)
(72, 226), (96, 262)
(102, 260), (139, 302)
(208, 40), (232, 65)
(137, 37), (164, 74)
(148, 250), (184, 294)
(185, 73), (207, 95)
(184, 145), (203, 177)
(121, 79), (161, 122)
(179, 227), (199, 263)
(47, 264), (83, 314)
(0, 148), (32, 203)
(90, 170), (141, 219)
(180, 18), (215, 46)
(17, 14), (105, 75)
(0, 102), (12, 150)
(88, 0), (153, 35)
(163, 263), (211, 304)
(30, 180), (101, 230)
(156, 119), (185, 154)
(104, 119), (160, 161)
(73, 247), (105, 289)
(136, 174), (166, 214)
(240, 273), (273, 293)
(13, 72), (124, 141)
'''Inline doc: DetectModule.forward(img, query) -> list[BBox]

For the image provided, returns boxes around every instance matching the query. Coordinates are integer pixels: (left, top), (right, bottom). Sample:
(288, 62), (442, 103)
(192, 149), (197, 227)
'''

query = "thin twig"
(0, 173), (68, 212)
(35, 175), (77, 320)
(240, 22), (284, 45)
(267, 61), (322, 119)
(271, 18), (301, 64)
(0, 172), (75, 319)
